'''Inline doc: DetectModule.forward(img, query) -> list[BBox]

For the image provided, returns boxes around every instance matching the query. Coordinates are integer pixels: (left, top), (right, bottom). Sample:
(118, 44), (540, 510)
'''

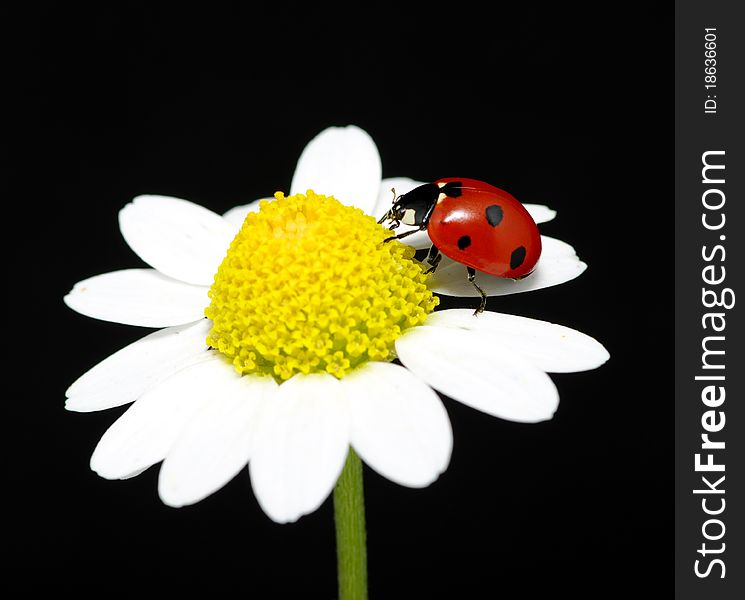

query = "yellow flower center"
(206, 190), (438, 381)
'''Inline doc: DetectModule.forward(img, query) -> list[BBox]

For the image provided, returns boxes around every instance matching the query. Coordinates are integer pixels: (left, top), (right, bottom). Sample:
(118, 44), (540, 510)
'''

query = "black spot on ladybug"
(440, 181), (463, 198)
(485, 205), (503, 227)
(457, 235), (472, 250)
(510, 246), (526, 270)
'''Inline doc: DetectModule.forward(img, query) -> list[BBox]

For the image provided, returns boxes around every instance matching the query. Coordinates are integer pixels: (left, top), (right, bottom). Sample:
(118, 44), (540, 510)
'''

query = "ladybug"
(378, 177), (542, 314)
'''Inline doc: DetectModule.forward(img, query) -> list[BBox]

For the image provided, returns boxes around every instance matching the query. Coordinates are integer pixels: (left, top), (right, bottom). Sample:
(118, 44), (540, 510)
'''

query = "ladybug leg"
(383, 226), (425, 243)
(423, 245), (441, 275)
(466, 267), (487, 315)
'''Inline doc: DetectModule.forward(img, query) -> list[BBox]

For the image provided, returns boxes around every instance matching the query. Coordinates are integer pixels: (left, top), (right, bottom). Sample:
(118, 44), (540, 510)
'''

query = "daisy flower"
(64, 127), (608, 568)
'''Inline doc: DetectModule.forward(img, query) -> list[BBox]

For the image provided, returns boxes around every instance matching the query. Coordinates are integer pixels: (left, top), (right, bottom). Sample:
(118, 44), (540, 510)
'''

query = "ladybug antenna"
(378, 188), (398, 224)
(378, 188), (403, 224)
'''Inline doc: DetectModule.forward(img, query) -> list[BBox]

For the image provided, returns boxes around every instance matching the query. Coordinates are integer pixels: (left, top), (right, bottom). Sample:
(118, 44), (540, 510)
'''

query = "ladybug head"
(377, 183), (439, 228)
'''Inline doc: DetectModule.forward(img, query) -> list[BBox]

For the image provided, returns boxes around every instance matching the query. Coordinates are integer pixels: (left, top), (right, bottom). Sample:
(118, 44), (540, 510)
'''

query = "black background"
(23, 2), (670, 597)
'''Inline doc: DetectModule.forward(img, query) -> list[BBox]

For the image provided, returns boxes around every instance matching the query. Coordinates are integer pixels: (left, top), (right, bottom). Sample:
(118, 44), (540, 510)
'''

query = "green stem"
(333, 448), (368, 600)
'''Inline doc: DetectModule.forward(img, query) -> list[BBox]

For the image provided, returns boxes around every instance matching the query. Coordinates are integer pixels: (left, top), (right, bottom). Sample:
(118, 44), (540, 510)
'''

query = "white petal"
(343, 362), (452, 488)
(524, 204), (557, 224)
(222, 198), (271, 231)
(396, 326), (559, 423)
(64, 269), (209, 327)
(90, 356), (229, 479)
(119, 467), (150, 480)
(426, 309), (610, 373)
(249, 374), (349, 523)
(158, 375), (277, 507)
(119, 195), (235, 285)
(430, 236), (587, 297)
(290, 126), (382, 214)
(66, 320), (212, 412)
